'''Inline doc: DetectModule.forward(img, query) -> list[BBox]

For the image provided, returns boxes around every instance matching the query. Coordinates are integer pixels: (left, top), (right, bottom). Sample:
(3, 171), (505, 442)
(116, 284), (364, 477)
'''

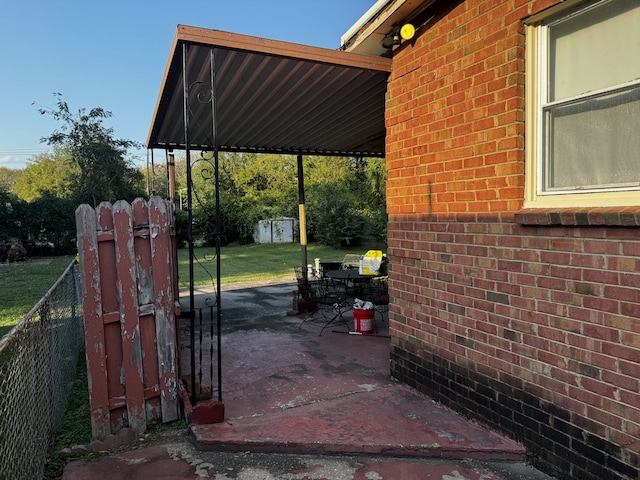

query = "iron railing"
(180, 304), (221, 404)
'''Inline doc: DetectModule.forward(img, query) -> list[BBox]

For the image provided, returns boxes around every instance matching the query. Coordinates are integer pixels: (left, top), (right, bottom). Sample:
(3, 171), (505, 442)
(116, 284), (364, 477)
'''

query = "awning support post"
(210, 47), (223, 403)
(297, 153), (308, 273)
(182, 42), (197, 408)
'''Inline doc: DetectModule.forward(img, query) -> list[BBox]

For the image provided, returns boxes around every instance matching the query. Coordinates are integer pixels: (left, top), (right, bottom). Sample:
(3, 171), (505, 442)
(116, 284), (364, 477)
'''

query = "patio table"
(325, 269), (384, 299)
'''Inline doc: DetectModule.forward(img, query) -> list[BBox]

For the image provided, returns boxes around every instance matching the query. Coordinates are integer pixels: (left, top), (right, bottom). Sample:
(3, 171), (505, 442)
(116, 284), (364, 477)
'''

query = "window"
(525, 0), (640, 208)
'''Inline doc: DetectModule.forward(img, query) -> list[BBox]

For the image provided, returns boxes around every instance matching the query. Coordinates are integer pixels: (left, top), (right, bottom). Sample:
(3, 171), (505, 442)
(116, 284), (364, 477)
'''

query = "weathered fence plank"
(75, 204), (110, 439)
(132, 198), (162, 421)
(150, 197), (179, 421)
(97, 202), (127, 432)
(113, 200), (146, 432)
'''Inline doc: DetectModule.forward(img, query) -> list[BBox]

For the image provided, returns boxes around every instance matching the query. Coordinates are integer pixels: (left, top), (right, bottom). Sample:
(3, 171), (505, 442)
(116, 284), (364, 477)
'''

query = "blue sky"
(0, 0), (374, 169)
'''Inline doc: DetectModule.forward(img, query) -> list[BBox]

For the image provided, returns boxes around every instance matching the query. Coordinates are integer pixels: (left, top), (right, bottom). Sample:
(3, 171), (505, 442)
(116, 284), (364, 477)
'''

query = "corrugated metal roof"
(147, 25), (392, 157)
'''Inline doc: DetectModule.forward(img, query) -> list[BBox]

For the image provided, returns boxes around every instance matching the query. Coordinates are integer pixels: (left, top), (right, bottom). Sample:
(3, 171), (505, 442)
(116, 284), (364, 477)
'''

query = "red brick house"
(342, 1), (640, 479)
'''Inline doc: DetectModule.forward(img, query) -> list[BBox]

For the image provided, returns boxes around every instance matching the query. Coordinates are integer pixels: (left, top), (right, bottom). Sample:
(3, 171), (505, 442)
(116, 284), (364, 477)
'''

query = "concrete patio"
(63, 279), (555, 479)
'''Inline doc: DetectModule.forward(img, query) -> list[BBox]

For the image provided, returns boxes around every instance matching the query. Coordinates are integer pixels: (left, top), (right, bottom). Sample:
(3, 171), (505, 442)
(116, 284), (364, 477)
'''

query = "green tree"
(141, 154), (188, 199)
(304, 156), (387, 247)
(0, 167), (22, 192)
(179, 151), (387, 247)
(36, 94), (144, 205)
(192, 152), (298, 215)
(354, 157), (387, 244)
(304, 155), (354, 186)
(12, 148), (78, 202)
(190, 152), (262, 245)
(306, 181), (366, 248)
(0, 188), (27, 243)
(364, 157), (387, 202)
(3, 155), (77, 253)
(24, 192), (76, 252)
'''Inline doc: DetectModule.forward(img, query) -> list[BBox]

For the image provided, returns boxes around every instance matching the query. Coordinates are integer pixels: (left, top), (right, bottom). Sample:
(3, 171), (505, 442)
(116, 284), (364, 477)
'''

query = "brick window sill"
(514, 207), (640, 226)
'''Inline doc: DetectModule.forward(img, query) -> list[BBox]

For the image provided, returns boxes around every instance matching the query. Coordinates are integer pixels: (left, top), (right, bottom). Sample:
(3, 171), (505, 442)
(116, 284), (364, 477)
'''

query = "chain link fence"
(0, 259), (84, 480)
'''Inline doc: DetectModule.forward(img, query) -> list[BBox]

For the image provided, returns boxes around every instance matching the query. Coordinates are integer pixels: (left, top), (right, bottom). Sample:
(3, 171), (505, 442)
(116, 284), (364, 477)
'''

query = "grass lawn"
(0, 256), (76, 339)
(178, 241), (385, 287)
(0, 243), (385, 335)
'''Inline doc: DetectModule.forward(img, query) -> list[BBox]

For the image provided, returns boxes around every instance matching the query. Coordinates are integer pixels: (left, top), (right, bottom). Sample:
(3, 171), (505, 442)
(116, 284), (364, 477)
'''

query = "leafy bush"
(361, 206), (388, 246)
(307, 183), (366, 248)
(192, 192), (257, 246)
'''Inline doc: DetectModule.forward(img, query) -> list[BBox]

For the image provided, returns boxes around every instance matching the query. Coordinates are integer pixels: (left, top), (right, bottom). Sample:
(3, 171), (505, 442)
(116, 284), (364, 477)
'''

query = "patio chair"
(333, 254), (361, 297)
(340, 254), (361, 270)
(295, 267), (349, 336)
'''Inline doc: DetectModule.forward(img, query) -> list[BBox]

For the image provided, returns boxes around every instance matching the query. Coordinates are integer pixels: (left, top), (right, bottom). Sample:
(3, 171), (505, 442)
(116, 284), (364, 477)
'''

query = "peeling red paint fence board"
(76, 204), (111, 439)
(149, 199), (180, 422)
(132, 199), (163, 422)
(76, 197), (179, 437)
(113, 200), (146, 432)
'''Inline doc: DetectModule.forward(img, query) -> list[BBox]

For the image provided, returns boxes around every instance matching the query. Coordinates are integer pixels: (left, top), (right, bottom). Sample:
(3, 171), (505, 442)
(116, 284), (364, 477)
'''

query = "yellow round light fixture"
(400, 23), (415, 40)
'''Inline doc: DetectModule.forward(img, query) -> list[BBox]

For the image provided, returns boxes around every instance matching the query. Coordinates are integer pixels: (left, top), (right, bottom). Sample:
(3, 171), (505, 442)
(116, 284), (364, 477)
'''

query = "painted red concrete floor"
(63, 282), (554, 479)
(189, 315), (525, 461)
(62, 442), (553, 479)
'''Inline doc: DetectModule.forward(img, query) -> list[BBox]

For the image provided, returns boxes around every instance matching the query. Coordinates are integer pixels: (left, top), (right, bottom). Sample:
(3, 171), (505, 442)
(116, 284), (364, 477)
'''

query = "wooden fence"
(75, 197), (180, 437)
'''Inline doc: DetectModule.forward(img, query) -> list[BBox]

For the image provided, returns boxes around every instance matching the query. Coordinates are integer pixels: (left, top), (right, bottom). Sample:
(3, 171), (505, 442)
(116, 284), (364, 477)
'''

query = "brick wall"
(385, 1), (640, 479)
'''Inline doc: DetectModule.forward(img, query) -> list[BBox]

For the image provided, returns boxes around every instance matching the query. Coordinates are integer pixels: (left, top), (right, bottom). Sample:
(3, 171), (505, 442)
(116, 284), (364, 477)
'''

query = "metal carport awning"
(147, 25), (392, 156)
(146, 25), (391, 408)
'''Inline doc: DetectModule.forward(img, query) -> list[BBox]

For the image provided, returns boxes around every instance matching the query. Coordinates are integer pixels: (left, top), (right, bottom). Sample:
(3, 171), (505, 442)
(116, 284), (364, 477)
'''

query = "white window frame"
(524, 0), (640, 209)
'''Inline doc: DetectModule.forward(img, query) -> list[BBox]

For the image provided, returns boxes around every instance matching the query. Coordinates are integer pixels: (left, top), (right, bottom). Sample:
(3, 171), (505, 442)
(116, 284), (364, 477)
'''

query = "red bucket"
(353, 307), (374, 334)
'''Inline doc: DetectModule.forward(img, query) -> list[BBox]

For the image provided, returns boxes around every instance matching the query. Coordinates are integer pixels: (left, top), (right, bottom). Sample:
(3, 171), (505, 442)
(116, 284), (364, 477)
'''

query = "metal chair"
(340, 254), (361, 270)
(295, 267), (349, 335)
(334, 254), (362, 297)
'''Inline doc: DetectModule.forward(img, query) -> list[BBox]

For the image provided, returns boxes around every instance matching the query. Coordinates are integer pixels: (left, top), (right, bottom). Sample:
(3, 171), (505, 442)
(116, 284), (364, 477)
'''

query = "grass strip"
(178, 242), (384, 287)
(0, 256), (74, 338)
